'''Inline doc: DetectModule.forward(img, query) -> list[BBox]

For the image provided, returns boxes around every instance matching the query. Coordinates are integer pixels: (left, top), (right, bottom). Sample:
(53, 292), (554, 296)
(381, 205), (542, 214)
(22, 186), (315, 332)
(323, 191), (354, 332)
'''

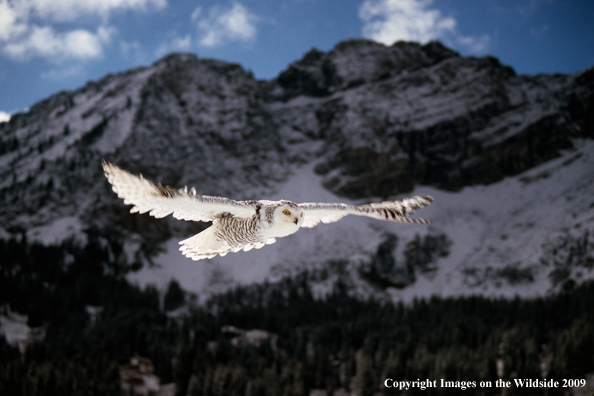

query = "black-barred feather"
(215, 213), (262, 248)
(298, 195), (432, 228)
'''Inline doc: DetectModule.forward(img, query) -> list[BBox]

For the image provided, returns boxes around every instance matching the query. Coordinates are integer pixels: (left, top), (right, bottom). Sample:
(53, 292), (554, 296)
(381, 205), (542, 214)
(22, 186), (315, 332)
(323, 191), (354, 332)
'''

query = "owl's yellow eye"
(300, 213), (303, 217)
(283, 209), (290, 215)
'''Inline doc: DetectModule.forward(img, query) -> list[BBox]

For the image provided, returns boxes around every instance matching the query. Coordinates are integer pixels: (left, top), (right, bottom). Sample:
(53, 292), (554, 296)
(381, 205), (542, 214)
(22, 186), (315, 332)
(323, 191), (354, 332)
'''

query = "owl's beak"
(293, 217), (299, 225)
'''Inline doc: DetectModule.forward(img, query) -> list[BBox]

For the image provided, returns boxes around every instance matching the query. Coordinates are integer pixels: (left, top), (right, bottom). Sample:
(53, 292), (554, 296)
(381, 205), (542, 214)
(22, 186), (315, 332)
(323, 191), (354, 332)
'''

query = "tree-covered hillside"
(1, 233), (593, 395)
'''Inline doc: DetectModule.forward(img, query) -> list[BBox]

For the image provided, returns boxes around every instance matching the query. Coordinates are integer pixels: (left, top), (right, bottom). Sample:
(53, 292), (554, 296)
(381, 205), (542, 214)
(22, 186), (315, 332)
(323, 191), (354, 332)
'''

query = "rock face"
(0, 39), (593, 296)
(271, 40), (594, 197)
(0, 54), (288, 244)
(276, 40), (458, 98)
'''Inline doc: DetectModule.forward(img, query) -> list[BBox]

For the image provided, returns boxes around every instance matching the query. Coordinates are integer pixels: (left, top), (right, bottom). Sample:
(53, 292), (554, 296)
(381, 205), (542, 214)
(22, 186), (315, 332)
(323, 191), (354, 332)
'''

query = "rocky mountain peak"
(276, 39), (459, 99)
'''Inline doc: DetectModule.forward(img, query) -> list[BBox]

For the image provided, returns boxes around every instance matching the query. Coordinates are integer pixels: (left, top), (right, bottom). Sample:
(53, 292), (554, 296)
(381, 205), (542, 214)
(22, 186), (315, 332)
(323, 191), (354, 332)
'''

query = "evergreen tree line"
(0, 233), (593, 396)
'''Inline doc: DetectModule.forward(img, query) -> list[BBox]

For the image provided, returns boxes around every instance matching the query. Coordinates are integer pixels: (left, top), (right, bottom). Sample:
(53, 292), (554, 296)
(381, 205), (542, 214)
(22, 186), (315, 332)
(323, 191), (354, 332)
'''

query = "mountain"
(1, 39), (593, 301)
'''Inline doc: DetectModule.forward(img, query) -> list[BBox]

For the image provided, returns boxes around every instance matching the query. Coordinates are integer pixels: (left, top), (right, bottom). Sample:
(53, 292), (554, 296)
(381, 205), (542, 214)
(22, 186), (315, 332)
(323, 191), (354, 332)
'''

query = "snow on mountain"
(128, 138), (594, 302)
(1, 39), (593, 301)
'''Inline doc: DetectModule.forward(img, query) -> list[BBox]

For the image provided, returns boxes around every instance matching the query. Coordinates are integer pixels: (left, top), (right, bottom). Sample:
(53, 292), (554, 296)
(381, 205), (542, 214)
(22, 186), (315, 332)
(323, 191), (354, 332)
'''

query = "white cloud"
(0, 111), (11, 123)
(0, 0), (165, 62)
(359, 0), (455, 44)
(120, 40), (149, 64)
(25, 0), (167, 21)
(154, 33), (192, 58)
(191, 6), (202, 23)
(4, 25), (115, 61)
(359, 0), (489, 53)
(155, 2), (258, 57)
(455, 34), (490, 53)
(170, 34), (192, 51)
(194, 2), (258, 47)
(0, 2), (27, 41)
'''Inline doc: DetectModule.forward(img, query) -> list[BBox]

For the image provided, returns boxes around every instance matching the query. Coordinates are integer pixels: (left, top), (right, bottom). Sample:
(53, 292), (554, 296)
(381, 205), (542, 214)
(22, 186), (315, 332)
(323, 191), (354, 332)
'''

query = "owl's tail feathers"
(178, 227), (231, 260)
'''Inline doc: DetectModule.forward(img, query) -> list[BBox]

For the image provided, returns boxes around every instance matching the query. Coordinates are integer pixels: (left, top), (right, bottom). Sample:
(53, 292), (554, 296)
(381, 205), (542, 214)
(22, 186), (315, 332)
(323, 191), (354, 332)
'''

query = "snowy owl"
(102, 161), (433, 260)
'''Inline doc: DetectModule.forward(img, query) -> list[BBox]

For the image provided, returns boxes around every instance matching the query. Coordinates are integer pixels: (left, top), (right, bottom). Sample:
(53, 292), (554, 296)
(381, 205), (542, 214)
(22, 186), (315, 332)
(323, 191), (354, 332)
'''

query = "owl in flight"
(103, 161), (433, 261)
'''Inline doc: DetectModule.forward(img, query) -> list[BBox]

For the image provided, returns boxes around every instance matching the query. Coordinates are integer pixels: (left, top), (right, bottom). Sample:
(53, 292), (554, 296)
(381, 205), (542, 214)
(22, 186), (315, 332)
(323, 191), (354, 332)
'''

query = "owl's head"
(266, 201), (304, 238)
(273, 201), (304, 226)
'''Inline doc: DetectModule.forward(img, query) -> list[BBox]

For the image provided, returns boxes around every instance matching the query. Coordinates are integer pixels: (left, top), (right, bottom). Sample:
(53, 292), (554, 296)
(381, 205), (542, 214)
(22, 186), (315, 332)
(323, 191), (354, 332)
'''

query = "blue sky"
(1, 0), (593, 121)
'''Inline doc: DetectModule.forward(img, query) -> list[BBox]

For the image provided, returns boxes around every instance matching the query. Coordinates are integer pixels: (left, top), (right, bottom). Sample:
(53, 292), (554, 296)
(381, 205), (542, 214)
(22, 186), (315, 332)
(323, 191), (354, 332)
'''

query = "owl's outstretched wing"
(102, 161), (256, 222)
(298, 195), (433, 228)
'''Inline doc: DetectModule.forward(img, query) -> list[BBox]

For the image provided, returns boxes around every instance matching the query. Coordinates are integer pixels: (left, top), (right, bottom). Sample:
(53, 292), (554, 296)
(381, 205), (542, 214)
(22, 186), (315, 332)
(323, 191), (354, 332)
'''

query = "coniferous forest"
(1, 231), (593, 396)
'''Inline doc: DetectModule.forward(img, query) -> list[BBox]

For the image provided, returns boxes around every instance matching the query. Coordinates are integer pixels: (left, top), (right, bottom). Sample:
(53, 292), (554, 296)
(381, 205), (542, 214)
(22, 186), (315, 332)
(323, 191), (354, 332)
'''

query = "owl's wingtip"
(418, 195), (434, 203)
(101, 159), (117, 175)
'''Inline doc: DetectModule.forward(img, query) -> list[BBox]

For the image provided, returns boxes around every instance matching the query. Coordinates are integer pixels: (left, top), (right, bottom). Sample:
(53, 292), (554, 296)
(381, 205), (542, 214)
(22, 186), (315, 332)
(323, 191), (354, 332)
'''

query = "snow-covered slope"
(1, 39), (593, 301)
(127, 138), (594, 301)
